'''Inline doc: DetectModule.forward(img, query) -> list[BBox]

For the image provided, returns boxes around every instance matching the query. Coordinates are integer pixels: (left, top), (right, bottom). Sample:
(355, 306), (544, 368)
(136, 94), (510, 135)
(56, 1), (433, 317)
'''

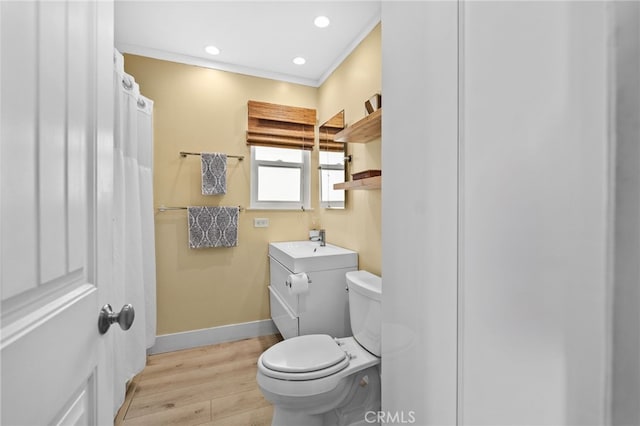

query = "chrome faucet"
(319, 229), (326, 246)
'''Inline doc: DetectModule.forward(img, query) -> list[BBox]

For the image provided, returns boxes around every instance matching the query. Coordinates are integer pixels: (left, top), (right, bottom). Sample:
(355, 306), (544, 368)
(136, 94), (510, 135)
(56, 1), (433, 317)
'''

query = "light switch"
(254, 218), (269, 228)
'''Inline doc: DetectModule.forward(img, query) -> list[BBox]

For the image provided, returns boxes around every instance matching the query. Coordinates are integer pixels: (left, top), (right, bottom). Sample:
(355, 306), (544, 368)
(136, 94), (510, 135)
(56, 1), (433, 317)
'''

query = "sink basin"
(269, 241), (358, 272)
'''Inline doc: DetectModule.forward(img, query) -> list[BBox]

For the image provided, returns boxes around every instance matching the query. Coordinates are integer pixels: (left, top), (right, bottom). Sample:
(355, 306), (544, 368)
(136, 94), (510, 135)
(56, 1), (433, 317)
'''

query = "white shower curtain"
(113, 50), (157, 413)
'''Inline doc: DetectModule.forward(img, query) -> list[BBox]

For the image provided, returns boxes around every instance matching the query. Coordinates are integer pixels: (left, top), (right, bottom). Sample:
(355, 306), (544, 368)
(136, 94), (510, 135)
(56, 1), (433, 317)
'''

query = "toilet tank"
(346, 270), (382, 357)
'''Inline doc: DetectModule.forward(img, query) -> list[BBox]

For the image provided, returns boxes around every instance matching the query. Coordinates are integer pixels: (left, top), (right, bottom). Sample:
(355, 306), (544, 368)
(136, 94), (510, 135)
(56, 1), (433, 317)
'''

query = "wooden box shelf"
(333, 108), (381, 144)
(334, 175), (381, 190)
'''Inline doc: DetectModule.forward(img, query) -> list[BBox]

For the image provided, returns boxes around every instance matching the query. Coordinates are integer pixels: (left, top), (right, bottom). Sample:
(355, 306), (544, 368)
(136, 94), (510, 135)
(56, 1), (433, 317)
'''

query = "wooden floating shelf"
(333, 175), (381, 191)
(334, 108), (382, 143)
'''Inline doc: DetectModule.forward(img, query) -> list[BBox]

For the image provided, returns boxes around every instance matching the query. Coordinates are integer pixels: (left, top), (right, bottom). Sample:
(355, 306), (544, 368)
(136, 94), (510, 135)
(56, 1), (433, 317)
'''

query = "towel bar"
(157, 205), (244, 212)
(179, 151), (244, 160)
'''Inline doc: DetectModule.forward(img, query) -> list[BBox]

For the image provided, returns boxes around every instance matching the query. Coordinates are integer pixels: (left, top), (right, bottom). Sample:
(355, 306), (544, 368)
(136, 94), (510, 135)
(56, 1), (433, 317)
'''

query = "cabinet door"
(298, 268), (354, 338)
(269, 257), (299, 315)
(268, 287), (298, 339)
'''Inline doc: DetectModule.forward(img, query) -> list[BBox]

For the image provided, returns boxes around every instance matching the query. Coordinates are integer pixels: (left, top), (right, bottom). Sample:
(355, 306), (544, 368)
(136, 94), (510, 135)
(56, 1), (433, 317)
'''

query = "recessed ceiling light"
(205, 45), (220, 56)
(314, 15), (330, 28)
(293, 57), (306, 65)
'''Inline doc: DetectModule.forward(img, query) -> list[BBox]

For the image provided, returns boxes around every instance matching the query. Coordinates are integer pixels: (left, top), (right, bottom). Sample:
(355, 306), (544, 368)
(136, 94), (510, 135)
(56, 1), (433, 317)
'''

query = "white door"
(1, 1), (117, 425)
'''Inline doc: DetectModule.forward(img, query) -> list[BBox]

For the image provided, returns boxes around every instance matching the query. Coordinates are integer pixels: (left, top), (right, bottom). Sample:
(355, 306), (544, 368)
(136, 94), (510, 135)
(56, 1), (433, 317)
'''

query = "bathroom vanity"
(268, 241), (358, 339)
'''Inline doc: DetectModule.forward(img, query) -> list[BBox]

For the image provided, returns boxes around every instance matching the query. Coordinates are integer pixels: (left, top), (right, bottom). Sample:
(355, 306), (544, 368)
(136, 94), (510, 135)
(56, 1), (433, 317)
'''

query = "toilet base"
(272, 409), (324, 426)
(269, 366), (380, 426)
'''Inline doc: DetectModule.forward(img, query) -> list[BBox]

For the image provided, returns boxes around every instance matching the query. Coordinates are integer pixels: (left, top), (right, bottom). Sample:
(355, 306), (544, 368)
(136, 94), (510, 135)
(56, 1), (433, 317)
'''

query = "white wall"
(459, 2), (609, 424)
(382, 2), (612, 425)
(381, 2), (459, 425)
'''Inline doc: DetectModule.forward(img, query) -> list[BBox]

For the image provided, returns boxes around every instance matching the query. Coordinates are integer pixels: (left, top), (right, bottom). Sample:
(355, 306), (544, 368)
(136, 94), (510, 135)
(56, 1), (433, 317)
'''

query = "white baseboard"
(149, 319), (278, 355)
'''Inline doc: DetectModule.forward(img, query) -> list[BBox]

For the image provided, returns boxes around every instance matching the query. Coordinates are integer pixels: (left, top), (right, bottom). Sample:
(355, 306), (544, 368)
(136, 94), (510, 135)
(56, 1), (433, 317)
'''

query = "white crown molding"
(116, 43), (321, 87)
(317, 14), (381, 86)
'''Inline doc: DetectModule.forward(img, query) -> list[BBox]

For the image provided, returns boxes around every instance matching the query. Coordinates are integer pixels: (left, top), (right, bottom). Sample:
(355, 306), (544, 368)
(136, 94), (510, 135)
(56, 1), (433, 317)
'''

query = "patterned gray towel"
(188, 206), (239, 248)
(201, 152), (227, 195)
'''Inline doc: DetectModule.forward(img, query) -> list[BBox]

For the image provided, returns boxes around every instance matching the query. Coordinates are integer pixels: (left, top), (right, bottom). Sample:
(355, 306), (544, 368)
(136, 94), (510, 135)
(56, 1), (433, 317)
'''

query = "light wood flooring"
(115, 334), (282, 426)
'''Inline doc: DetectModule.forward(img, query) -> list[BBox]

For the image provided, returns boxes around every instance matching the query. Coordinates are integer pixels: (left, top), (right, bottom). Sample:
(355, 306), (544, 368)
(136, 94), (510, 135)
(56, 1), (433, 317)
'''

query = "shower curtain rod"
(179, 151), (245, 160)
(157, 205), (244, 212)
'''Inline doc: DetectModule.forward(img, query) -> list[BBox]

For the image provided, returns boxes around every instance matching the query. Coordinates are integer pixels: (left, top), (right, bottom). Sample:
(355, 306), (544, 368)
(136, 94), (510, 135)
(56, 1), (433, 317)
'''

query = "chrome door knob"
(98, 304), (135, 335)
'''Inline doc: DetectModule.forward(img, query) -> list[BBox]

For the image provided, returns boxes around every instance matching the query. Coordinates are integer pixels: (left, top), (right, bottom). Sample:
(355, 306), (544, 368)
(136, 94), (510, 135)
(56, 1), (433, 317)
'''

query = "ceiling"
(115, 1), (381, 87)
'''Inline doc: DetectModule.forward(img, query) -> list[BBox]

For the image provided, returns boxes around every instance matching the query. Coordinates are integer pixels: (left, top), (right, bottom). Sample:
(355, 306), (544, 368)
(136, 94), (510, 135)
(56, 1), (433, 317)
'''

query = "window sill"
(247, 208), (314, 212)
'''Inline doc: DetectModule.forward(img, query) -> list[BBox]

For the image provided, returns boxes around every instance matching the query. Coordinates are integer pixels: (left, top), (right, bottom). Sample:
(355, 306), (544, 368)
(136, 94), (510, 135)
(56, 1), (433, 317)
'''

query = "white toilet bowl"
(257, 335), (380, 426)
(257, 270), (383, 426)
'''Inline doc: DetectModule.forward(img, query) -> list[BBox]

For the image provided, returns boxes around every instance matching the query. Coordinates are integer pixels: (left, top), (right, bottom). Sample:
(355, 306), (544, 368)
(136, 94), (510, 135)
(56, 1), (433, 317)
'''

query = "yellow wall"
(317, 23), (382, 276)
(124, 23), (381, 335)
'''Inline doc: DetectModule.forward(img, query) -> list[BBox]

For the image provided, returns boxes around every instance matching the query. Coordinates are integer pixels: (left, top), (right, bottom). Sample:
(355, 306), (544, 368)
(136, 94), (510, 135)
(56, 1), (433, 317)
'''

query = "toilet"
(257, 270), (382, 426)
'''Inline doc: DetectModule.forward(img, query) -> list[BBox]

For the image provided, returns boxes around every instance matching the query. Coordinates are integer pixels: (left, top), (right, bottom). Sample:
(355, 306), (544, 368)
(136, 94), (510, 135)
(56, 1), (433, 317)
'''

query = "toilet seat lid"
(261, 334), (347, 374)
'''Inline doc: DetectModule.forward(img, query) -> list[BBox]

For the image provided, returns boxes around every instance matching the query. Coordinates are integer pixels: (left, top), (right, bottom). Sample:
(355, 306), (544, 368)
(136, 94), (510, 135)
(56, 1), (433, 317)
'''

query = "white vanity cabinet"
(268, 241), (358, 339)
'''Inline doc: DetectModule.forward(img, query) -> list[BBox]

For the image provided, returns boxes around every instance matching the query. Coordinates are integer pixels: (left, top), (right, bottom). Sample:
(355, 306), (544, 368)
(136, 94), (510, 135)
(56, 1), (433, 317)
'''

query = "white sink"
(269, 241), (358, 272)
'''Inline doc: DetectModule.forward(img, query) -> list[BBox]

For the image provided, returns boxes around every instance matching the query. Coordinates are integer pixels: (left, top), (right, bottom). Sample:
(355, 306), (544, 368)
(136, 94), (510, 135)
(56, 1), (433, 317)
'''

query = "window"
(319, 150), (345, 209)
(246, 100), (315, 210)
(250, 146), (310, 210)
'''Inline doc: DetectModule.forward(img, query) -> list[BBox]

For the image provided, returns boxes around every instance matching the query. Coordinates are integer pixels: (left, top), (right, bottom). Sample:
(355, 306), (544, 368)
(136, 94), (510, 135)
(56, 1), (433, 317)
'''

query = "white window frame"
(319, 152), (346, 209)
(250, 146), (311, 210)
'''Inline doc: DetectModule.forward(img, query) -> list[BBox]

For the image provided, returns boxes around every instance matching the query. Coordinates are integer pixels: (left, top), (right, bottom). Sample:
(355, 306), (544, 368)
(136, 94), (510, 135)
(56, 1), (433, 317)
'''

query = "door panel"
(2, 286), (98, 424)
(67, 0), (92, 273)
(38, 1), (68, 284)
(55, 384), (94, 426)
(1, 0), (39, 298)
(1, 0), (114, 424)
(2, 1), (92, 301)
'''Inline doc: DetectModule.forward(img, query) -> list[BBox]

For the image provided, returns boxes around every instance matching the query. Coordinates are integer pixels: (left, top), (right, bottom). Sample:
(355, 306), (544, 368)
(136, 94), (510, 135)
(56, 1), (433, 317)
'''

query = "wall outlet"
(254, 218), (269, 228)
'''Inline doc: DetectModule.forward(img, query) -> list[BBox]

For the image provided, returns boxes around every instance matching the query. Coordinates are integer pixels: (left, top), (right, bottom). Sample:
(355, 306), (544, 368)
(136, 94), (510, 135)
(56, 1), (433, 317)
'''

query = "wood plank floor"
(115, 334), (282, 426)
